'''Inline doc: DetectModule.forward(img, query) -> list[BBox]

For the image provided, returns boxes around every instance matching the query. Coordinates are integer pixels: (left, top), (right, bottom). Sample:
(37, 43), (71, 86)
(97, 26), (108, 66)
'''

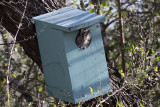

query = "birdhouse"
(32, 7), (110, 104)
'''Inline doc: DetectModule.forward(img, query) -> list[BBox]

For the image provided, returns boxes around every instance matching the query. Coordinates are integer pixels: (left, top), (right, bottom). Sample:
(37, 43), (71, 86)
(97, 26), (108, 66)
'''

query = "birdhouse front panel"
(63, 24), (110, 103)
(32, 7), (111, 104)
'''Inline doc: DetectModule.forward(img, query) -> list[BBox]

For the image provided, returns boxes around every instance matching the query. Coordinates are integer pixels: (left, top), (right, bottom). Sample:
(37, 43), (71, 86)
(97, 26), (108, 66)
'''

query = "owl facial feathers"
(75, 28), (91, 49)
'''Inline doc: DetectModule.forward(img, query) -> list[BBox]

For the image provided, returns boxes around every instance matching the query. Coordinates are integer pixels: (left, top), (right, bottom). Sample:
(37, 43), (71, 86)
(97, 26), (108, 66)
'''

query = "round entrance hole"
(75, 28), (91, 49)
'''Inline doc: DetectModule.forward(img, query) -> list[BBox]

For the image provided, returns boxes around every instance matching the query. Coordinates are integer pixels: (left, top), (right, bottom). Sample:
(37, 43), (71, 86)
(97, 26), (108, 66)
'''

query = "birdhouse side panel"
(35, 22), (74, 102)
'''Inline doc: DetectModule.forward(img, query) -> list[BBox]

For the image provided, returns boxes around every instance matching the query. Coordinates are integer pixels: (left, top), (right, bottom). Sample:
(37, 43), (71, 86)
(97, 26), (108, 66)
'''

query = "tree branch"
(117, 0), (125, 74)
(6, 1), (28, 106)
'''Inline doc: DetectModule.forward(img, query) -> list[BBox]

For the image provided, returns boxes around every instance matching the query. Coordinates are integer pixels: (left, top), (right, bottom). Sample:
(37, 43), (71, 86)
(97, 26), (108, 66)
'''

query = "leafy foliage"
(0, 0), (160, 106)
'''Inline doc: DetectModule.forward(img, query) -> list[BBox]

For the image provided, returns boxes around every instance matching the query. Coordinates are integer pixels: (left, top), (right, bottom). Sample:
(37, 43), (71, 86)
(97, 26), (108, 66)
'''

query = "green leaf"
(140, 104), (144, 107)
(89, 87), (94, 95)
(131, 9), (136, 11)
(139, 80), (143, 86)
(3, 33), (10, 39)
(74, 0), (78, 4)
(98, 97), (100, 101)
(37, 75), (41, 80)
(157, 57), (160, 61)
(3, 79), (6, 84)
(117, 101), (124, 107)
(122, 11), (128, 18)
(4, 63), (8, 67)
(120, 70), (125, 77)
(146, 74), (148, 77)
(89, 3), (97, 7)
(133, 63), (135, 67)
(154, 66), (158, 72)
(100, 0), (106, 7)
(132, 45), (135, 51)
(89, 9), (95, 13)
(12, 74), (17, 78)
(78, 101), (81, 107)
(100, 104), (103, 107)
(38, 88), (43, 92)
(126, 63), (130, 69)
(151, 49), (155, 53)
(7, 92), (10, 99)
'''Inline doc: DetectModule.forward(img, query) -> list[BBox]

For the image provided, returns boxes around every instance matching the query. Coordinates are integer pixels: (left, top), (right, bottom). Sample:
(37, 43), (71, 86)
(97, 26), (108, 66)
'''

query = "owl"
(75, 28), (91, 49)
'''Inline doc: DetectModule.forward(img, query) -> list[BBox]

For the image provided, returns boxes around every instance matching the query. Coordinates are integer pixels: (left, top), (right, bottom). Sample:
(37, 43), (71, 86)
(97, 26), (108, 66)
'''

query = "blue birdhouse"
(32, 7), (111, 104)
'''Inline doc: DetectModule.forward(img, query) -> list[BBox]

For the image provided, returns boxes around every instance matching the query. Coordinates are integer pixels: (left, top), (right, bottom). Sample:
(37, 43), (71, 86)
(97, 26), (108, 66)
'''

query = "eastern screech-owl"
(75, 28), (91, 49)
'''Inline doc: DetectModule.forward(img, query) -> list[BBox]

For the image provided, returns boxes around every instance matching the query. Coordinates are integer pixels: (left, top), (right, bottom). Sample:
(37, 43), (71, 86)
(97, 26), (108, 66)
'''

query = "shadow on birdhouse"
(32, 7), (111, 104)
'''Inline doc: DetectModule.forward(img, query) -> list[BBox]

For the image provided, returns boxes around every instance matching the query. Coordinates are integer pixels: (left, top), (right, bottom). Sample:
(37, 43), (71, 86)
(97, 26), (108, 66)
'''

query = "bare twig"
(6, 1), (28, 106)
(96, 84), (128, 107)
(24, 62), (34, 88)
(117, 0), (125, 74)
(80, 0), (86, 11)
(0, 35), (36, 46)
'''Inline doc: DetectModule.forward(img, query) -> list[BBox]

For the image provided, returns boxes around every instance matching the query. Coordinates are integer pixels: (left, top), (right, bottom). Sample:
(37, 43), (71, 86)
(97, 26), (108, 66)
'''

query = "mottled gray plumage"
(75, 28), (91, 49)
